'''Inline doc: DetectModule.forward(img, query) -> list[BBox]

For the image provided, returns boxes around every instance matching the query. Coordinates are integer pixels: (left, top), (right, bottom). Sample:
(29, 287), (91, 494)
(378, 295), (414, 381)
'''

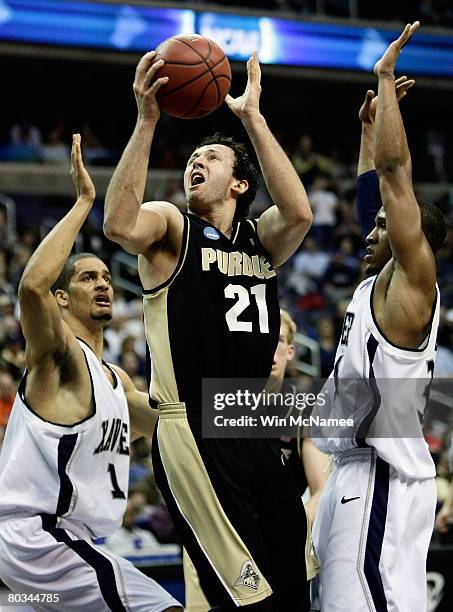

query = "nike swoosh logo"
(341, 496), (360, 504)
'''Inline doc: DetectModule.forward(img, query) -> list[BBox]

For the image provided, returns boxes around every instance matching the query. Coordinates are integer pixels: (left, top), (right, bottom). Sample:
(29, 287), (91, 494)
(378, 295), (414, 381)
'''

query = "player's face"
(364, 208), (392, 276)
(270, 323), (295, 384)
(184, 144), (238, 210)
(67, 258), (113, 323)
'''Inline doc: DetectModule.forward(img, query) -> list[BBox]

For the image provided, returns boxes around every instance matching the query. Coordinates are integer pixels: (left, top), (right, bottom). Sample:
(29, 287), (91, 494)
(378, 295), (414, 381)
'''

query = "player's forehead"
(188, 144), (234, 162)
(279, 321), (290, 341)
(73, 257), (110, 277)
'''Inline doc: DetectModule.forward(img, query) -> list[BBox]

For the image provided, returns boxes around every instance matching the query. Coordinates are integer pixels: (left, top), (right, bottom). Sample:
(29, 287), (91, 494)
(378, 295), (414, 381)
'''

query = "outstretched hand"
(70, 134), (95, 203)
(225, 51), (262, 121)
(133, 51), (169, 122)
(374, 21), (419, 76)
(359, 76), (415, 124)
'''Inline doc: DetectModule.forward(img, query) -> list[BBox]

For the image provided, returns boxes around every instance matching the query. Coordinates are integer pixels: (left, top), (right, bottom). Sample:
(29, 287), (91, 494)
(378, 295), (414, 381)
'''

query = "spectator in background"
(0, 331), (25, 381)
(129, 437), (153, 487)
(102, 488), (180, 560)
(293, 236), (330, 282)
(80, 124), (113, 166)
(0, 371), (16, 429)
(309, 175), (338, 249)
(9, 121), (42, 162)
(41, 120), (69, 164)
(317, 317), (337, 377)
(323, 236), (359, 303)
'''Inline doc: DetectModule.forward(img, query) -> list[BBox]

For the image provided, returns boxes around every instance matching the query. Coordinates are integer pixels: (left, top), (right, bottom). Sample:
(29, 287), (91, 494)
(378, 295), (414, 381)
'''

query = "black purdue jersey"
(143, 212), (280, 412)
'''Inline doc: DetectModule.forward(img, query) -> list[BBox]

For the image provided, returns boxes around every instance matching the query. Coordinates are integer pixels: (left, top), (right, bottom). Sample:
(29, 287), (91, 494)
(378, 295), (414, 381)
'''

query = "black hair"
(196, 132), (260, 221)
(418, 201), (447, 254)
(51, 252), (102, 294)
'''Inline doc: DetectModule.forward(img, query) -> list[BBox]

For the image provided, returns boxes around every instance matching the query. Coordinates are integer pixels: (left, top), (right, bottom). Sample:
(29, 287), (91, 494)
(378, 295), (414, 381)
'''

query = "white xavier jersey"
(314, 275), (439, 479)
(0, 340), (130, 538)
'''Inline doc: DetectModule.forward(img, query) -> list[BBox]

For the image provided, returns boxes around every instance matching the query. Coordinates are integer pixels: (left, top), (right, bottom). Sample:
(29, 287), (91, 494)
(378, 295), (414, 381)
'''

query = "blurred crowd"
(1, 131), (453, 556)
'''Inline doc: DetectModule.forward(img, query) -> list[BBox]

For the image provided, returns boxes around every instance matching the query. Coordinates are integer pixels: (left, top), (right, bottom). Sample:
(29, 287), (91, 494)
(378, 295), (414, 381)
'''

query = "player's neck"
(199, 208), (235, 237)
(68, 319), (104, 361)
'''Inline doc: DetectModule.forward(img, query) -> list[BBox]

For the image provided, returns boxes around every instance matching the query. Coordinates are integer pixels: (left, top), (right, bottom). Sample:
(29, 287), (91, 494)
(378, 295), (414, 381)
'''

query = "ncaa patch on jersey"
(234, 560), (260, 590)
(204, 226), (220, 240)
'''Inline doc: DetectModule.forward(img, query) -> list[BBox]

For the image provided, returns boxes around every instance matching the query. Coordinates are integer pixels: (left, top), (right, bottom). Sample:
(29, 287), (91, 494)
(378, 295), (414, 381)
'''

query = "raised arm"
(356, 78), (414, 239)
(19, 135), (95, 368)
(373, 22), (435, 288)
(104, 52), (173, 255)
(226, 53), (312, 267)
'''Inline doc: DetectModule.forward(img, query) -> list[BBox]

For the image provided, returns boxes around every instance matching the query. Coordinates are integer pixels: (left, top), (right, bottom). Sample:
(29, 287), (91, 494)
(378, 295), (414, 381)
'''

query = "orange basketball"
(152, 34), (232, 119)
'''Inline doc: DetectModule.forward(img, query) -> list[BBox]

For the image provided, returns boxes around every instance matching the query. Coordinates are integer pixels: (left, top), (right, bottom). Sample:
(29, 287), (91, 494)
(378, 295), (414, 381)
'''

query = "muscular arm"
(113, 366), (158, 440)
(356, 78), (414, 239)
(226, 54), (312, 267)
(103, 52), (172, 254)
(247, 115), (312, 267)
(19, 135), (94, 368)
(374, 26), (435, 292)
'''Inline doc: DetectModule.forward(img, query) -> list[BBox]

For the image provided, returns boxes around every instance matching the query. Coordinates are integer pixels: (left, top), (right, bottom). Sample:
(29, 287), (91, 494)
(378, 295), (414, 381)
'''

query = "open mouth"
(190, 172), (205, 187)
(364, 247), (374, 261)
(94, 295), (111, 306)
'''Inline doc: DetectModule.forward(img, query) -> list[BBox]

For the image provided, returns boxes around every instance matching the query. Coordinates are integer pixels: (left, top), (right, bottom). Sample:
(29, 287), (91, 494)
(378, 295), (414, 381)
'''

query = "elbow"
(293, 206), (313, 230)
(19, 276), (46, 300)
(103, 220), (128, 243)
(375, 156), (403, 175)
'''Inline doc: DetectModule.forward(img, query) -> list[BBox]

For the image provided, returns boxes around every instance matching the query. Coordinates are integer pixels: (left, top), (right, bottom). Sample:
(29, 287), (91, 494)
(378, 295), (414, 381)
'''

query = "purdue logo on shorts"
(234, 561), (260, 591)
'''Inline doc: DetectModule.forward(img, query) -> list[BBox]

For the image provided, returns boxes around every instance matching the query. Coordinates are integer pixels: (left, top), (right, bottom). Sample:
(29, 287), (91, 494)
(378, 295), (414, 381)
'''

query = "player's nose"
(95, 276), (110, 290)
(366, 228), (378, 244)
(193, 157), (206, 169)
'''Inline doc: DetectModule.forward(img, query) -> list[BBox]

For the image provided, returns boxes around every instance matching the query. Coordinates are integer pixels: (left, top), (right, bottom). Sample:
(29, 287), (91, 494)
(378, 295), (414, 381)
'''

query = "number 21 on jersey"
(224, 283), (269, 333)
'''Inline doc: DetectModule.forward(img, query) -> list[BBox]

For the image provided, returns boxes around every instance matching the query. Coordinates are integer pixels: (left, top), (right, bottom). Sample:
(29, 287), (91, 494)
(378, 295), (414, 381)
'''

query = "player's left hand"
(374, 21), (419, 76)
(359, 76), (415, 124)
(225, 51), (262, 121)
(70, 134), (95, 203)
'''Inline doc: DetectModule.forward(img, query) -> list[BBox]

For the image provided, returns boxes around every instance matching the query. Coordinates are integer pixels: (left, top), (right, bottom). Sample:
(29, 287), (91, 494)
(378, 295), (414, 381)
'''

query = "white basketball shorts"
(311, 448), (436, 612)
(0, 515), (181, 611)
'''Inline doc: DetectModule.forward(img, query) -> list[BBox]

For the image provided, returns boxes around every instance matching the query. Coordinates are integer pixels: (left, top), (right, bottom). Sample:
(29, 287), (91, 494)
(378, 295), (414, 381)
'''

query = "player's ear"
(231, 179), (248, 197)
(287, 343), (295, 362)
(54, 289), (69, 308)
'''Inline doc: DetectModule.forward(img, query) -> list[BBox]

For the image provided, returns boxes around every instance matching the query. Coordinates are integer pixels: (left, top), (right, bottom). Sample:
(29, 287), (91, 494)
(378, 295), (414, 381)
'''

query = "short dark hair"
(196, 132), (259, 221)
(418, 201), (447, 254)
(51, 252), (102, 294)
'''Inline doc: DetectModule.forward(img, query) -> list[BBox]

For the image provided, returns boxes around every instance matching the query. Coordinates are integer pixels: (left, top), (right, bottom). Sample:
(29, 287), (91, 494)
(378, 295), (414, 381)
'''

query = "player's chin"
(91, 311), (113, 322)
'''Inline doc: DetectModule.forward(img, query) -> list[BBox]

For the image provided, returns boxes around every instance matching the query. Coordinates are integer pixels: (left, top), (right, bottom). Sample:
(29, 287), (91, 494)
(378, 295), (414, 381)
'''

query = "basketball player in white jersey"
(311, 23), (447, 611)
(0, 135), (181, 611)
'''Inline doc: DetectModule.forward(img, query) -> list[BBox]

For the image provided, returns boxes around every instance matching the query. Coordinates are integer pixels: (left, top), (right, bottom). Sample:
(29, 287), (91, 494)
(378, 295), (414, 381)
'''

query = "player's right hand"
(70, 134), (95, 203)
(133, 51), (169, 122)
(358, 76), (415, 124)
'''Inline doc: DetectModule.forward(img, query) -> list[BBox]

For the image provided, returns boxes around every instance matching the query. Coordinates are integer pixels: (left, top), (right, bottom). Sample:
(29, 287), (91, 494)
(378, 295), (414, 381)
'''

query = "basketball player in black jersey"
(104, 53), (313, 610)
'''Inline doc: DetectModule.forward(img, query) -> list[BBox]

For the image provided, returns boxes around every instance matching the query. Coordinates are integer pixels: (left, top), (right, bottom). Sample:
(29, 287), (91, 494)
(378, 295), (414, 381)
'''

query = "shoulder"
(107, 363), (133, 392)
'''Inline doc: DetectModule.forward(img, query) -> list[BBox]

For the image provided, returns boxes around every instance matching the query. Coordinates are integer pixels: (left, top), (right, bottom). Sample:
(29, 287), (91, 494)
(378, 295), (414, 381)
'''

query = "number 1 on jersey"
(225, 283), (269, 333)
(107, 463), (126, 499)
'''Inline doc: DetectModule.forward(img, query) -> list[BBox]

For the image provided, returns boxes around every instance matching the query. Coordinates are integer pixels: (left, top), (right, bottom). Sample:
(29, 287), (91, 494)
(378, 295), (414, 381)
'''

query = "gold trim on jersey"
(231, 221), (241, 244)
(143, 289), (179, 404)
(142, 220), (190, 404)
(157, 403), (273, 606)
